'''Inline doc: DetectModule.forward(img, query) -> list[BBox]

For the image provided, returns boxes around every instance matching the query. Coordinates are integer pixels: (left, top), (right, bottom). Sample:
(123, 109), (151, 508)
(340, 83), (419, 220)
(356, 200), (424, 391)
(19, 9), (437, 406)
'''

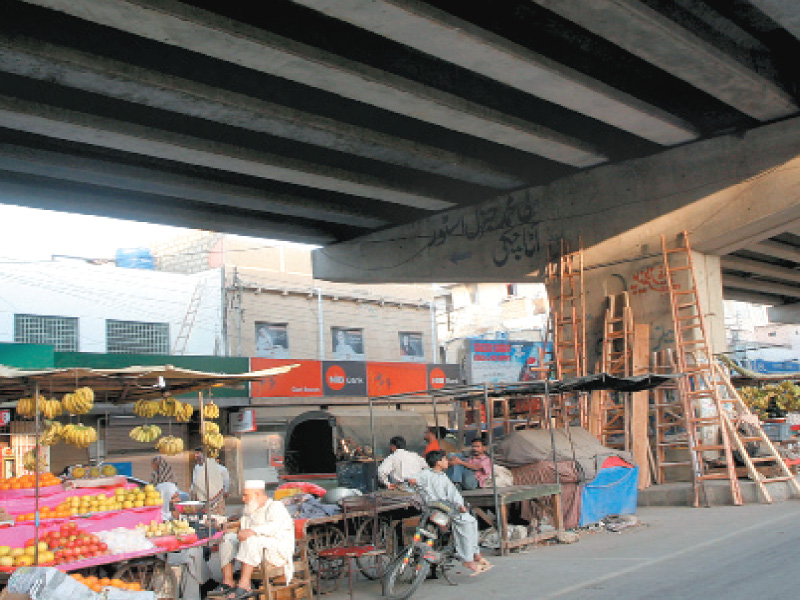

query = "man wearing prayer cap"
(212, 480), (295, 600)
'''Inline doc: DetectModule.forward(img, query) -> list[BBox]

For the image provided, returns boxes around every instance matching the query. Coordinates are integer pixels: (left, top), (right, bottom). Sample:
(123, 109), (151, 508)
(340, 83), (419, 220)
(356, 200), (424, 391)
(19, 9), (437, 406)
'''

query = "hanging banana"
(174, 401), (193, 423)
(39, 420), (63, 446)
(61, 424), (98, 448)
(202, 421), (220, 435)
(129, 424), (162, 443)
(203, 402), (220, 420)
(23, 448), (48, 472)
(203, 432), (224, 450)
(62, 387), (94, 415)
(156, 436), (184, 456)
(133, 399), (161, 418)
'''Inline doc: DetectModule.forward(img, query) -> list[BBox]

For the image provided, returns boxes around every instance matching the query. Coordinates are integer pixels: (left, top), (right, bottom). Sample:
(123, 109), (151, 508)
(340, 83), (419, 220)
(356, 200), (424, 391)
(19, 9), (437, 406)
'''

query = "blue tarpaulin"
(580, 466), (639, 527)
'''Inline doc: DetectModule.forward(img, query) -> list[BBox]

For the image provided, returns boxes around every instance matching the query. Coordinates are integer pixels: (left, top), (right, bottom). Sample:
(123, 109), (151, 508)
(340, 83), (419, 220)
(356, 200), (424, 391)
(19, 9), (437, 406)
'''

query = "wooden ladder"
(651, 349), (693, 485)
(662, 231), (800, 505)
(546, 240), (587, 427)
(599, 293), (634, 449)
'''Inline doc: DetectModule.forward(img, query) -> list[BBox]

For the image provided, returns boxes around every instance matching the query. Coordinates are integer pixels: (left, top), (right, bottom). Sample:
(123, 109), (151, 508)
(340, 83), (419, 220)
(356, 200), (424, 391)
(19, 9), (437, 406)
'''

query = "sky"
(0, 204), (308, 262)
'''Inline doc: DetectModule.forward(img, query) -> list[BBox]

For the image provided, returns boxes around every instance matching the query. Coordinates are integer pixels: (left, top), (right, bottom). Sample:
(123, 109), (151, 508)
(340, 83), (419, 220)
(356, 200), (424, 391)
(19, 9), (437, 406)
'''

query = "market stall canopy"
(0, 364), (299, 403)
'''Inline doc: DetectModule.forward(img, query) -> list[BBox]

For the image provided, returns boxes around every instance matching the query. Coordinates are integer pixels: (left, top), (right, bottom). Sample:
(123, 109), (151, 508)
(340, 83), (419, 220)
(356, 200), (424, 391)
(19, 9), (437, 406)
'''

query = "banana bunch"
(63, 387), (94, 415)
(41, 398), (63, 419)
(203, 432), (224, 450)
(62, 424), (98, 448)
(174, 401), (193, 423)
(23, 449), (47, 472)
(202, 421), (219, 435)
(133, 399), (161, 418)
(129, 424), (162, 443)
(159, 397), (178, 417)
(16, 396), (40, 418)
(39, 420), (63, 446)
(206, 448), (220, 459)
(203, 402), (219, 420)
(156, 436), (184, 456)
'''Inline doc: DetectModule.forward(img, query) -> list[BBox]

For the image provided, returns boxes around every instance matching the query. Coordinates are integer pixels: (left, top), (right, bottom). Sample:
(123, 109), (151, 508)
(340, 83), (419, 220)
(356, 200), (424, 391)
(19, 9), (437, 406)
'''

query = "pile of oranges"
(16, 502), (72, 522)
(0, 473), (61, 491)
(70, 574), (142, 593)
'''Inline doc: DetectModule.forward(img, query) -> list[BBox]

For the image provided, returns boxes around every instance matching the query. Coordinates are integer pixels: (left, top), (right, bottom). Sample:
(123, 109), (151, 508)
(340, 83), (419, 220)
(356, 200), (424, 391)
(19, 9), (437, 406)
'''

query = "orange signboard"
(367, 362), (428, 397)
(250, 358), (322, 397)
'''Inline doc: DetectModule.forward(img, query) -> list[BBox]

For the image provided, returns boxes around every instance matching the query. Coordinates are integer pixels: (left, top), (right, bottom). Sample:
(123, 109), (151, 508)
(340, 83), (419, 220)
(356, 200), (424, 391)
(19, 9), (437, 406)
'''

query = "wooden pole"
(631, 324), (652, 489)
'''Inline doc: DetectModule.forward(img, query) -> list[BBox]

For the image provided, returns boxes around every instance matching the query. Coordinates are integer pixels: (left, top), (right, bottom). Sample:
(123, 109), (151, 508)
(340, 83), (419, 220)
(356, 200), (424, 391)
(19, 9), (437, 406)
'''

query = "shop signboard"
(323, 361), (368, 396)
(466, 339), (550, 384)
(250, 358), (322, 397)
(367, 362), (428, 396)
(427, 364), (462, 389)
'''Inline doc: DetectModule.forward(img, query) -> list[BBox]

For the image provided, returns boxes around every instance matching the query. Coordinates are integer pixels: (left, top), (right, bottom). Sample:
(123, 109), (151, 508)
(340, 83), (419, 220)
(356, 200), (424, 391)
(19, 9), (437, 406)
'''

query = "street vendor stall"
(0, 364), (296, 598)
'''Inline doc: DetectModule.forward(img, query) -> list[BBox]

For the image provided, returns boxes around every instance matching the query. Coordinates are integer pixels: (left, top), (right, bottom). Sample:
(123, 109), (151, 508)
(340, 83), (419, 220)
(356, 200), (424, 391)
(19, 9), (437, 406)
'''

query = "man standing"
(409, 451), (491, 576)
(447, 437), (492, 490)
(377, 436), (427, 488)
(213, 480), (295, 600)
(192, 447), (226, 516)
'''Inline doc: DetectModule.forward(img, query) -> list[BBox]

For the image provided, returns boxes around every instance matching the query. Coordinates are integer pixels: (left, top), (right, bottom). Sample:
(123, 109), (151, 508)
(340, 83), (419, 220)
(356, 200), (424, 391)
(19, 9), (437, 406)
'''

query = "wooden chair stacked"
(252, 538), (313, 600)
(599, 293), (634, 450)
(315, 495), (387, 600)
(546, 240), (587, 427)
(662, 231), (800, 506)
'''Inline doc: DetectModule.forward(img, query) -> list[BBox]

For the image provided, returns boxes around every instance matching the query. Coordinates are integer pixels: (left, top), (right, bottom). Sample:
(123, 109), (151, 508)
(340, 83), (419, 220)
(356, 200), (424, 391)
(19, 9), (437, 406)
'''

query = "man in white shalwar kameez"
(409, 450), (492, 576)
(213, 480), (295, 599)
(377, 436), (427, 488)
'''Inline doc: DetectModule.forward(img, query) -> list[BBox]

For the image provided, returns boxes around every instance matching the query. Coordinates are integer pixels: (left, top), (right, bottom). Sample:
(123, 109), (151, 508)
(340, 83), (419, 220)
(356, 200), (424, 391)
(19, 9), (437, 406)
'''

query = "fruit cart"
(0, 364), (296, 597)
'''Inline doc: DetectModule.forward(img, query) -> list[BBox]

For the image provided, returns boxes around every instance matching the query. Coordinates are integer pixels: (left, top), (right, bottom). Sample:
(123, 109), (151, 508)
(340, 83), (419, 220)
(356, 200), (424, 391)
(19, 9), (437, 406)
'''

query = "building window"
(14, 314), (79, 352)
(768, 332), (777, 337)
(255, 323), (289, 358)
(468, 284), (479, 304)
(106, 320), (169, 354)
(506, 284), (518, 297)
(399, 332), (424, 361)
(331, 327), (364, 361)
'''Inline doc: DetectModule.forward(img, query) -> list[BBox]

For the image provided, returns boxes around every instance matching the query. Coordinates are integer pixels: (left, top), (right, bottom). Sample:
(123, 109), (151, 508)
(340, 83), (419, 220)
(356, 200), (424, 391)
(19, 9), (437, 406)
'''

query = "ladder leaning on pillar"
(599, 292), (634, 449)
(661, 231), (800, 505)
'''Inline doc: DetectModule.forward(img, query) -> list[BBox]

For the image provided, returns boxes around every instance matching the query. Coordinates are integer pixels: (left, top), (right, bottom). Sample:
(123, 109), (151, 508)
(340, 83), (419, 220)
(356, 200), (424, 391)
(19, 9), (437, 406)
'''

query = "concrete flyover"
(0, 1), (798, 310)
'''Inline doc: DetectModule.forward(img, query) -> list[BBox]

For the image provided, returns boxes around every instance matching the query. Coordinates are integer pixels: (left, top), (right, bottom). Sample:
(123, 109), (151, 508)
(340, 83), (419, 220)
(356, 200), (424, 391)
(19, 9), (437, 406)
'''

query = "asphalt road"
(334, 502), (800, 600)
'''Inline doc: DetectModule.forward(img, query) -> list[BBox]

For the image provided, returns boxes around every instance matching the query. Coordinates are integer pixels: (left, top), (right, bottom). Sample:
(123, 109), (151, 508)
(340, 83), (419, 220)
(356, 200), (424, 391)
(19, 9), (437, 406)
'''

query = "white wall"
(0, 260), (222, 355)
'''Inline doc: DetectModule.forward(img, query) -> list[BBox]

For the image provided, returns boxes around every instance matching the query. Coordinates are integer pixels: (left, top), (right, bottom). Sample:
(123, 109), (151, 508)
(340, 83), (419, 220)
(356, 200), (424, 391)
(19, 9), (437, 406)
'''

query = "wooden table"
(462, 484), (563, 555)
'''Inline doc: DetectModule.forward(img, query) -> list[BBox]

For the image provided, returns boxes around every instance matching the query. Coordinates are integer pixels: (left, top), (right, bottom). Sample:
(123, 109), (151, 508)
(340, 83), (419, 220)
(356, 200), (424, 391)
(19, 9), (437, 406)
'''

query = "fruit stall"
(0, 364), (295, 598)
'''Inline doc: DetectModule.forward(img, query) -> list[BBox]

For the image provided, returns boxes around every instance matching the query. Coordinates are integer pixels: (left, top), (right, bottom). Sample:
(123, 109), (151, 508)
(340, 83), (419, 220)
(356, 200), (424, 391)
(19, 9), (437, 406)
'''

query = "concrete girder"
(19, 0), (606, 167)
(767, 303), (800, 324)
(531, 0), (797, 122)
(725, 289), (786, 306)
(721, 256), (800, 285)
(699, 213), (800, 255)
(749, 1), (800, 42)
(749, 240), (800, 263)
(722, 274), (800, 300)
(0, 35), (525, 190)
(0, 142), (389, 229)
(290, 0), (697, 145)
(0, 170), (335, 244)
(312, 116), (800, 283)
(0, 94), (454, 211)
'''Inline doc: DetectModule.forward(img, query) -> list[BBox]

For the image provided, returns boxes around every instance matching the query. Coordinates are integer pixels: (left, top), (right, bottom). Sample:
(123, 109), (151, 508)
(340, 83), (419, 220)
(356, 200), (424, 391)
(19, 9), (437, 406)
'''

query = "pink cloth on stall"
(1, 483), (137, 515)
(0, 506), (162, 547)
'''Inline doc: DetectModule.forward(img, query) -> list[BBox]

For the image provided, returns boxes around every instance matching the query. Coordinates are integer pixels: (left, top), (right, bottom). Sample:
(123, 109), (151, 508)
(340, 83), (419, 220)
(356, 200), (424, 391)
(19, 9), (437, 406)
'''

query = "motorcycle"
(383, 496), (459, 600)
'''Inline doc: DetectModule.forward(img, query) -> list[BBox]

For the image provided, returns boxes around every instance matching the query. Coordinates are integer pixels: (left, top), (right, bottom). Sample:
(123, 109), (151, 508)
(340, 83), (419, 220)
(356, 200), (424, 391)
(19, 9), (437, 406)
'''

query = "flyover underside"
(313, 116), (800, 309)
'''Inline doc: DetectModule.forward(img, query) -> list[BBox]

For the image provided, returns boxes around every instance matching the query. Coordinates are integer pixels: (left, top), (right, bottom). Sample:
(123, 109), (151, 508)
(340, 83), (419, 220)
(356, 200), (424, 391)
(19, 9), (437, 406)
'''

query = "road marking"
(540, 506), (800, 599)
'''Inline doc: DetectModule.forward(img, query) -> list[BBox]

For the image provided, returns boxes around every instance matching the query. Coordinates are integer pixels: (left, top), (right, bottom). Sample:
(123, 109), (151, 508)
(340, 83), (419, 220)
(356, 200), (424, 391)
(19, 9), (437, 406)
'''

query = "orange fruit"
(110, 579), (125, 588)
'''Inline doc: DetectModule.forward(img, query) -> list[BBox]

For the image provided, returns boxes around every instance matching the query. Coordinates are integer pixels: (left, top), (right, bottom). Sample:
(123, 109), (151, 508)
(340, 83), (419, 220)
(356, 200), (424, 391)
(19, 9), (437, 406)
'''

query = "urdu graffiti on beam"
(427, 194), (541, 267)
(631, 263), (675, 296)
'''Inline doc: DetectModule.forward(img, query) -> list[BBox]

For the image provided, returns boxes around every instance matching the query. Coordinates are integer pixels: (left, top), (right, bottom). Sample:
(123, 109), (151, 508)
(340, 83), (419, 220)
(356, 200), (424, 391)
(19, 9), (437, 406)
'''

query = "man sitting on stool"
(213, 480), (295, 600)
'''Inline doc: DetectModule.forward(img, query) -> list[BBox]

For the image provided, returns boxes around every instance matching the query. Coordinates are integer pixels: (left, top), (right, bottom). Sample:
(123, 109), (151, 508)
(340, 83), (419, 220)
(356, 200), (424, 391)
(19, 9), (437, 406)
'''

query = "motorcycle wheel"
(383, 547), (431, 600)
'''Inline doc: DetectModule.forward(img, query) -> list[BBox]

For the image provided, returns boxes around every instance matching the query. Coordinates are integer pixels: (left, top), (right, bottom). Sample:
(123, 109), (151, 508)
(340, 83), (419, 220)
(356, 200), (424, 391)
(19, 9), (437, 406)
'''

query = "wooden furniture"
(461, 484), (563, 556)
(252, 538), (313, 600)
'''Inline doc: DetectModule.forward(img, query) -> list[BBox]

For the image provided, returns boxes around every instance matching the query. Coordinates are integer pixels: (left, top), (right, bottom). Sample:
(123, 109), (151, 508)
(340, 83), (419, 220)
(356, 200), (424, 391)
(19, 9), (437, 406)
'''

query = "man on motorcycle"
(408, 450), (492, 576)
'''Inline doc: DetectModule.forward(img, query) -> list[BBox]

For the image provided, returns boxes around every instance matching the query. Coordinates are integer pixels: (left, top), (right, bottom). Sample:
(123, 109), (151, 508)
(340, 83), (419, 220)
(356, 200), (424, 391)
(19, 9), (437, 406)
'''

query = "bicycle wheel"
(355, 517), (396, 580)
(383, 547), (430, 600)
(112, 557), (178, 600)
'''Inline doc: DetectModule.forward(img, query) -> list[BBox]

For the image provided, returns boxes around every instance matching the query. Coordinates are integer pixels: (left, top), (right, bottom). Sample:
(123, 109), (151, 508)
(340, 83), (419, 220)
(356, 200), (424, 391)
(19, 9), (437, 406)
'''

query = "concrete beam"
(0, 35), (524, 190)
(0, 142), (389, 228)
(700, 213), (800, 255)
(0, 170), (336, 244)
(749, 1), (800, 42)
(0, 94), (453, 211)
(725, 289), (784, 307)
(721, 256), (800, 285)
(313, 116), (800, 283)
(291, 0), (696, 145)
(531, 0), (797, 121)
(722, 274), (800, 299)
(767, 303), (800, 324)
(20, 0), (606, 167)
(750, 240), (800, 263)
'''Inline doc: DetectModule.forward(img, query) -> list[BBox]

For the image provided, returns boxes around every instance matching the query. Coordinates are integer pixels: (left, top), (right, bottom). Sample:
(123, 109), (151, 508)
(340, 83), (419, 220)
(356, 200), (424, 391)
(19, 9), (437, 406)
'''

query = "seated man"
(214, 480), (295, 600)
(408, 451), (491, 576)
(447, 437), (492, 491)
(423, 426), (459, 455)
(378, 435), (427, 488)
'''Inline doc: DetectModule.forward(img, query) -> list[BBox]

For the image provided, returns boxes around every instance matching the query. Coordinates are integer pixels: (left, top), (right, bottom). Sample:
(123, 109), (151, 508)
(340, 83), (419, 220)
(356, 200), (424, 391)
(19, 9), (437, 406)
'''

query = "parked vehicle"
(383, 493), (459, 600)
